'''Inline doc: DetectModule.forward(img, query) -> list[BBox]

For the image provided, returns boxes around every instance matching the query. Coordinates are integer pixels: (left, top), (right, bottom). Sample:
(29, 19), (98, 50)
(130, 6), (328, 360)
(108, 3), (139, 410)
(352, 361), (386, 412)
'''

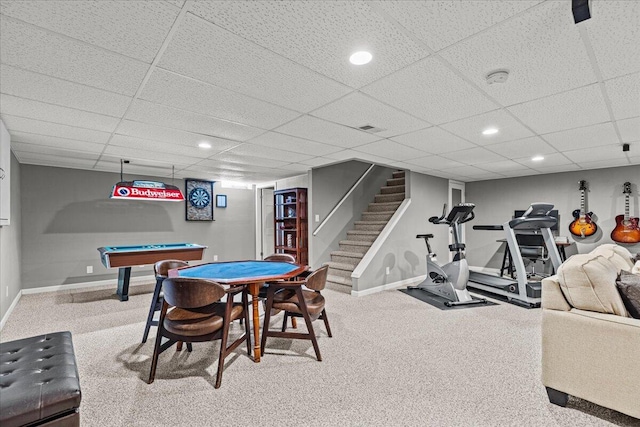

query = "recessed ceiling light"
(198, 142), (211, 149)
(532, 155), (545, 162)
(349, 51), (372, 65)
(482, 127), (499, 136)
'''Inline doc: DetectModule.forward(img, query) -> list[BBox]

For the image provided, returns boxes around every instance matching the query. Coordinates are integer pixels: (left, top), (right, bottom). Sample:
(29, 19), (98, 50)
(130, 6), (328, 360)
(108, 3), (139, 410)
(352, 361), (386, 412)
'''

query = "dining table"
(168, 260), (308, 362)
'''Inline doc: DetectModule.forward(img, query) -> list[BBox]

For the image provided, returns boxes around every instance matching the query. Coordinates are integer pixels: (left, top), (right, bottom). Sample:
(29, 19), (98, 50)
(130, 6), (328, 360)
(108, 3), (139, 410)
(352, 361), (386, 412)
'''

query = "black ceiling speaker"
(572, 0), (591, 24)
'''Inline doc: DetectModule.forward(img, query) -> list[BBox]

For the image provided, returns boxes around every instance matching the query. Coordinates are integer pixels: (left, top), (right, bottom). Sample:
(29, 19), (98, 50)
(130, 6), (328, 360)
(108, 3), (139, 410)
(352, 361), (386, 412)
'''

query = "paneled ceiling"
(0, 0), (638, 183)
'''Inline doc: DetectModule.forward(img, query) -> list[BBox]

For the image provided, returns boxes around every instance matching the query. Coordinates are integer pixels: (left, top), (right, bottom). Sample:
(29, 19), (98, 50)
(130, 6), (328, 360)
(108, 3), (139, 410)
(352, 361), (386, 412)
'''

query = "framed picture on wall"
(185, 179), (214, 221)
(216, 194), (227, 208)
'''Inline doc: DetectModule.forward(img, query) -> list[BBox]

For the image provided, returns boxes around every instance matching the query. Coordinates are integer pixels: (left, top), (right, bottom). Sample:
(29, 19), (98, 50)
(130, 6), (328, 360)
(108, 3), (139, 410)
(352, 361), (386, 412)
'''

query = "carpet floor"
(2, 282), (638, 427)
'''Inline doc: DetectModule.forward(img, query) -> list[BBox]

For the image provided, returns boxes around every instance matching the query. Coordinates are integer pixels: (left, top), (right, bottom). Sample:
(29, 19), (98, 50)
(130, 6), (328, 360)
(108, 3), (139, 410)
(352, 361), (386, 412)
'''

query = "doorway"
(256, 186), (274, 260)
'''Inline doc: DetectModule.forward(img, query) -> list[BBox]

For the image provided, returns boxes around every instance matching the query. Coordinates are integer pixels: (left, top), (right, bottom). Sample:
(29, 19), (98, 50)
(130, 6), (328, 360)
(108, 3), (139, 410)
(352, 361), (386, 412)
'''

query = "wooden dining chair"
(148, 277), (251, 388)
(142, 259), (189, 344)
(262, 253), (298, 328)
(261, 265), (332, 361)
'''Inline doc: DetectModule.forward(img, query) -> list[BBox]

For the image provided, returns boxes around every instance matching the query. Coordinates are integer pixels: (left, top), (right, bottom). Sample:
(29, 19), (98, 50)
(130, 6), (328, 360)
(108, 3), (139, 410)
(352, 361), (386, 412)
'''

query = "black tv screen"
(514, 209), (559, 231)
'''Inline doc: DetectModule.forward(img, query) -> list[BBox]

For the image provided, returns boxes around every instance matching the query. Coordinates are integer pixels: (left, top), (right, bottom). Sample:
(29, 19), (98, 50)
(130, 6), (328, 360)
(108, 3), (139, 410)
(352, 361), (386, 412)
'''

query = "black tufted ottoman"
(0, 331), (81, 427)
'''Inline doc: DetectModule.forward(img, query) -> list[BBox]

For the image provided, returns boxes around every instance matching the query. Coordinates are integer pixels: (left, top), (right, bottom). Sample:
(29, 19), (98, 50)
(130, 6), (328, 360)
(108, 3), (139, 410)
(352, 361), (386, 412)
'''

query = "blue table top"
(99, 243), (205, 253)
(174, 260), (305, 283)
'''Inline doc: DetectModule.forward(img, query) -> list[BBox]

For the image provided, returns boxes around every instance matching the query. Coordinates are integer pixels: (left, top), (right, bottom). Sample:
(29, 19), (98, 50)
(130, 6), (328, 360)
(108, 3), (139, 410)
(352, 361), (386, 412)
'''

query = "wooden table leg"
(248, 282), (261, 363)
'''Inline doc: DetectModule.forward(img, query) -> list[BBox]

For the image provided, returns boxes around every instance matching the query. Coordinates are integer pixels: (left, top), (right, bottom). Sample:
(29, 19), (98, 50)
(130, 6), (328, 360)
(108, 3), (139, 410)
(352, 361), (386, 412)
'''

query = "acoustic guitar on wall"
(569, 180), (598, 238)
(611, 182), (640, 244)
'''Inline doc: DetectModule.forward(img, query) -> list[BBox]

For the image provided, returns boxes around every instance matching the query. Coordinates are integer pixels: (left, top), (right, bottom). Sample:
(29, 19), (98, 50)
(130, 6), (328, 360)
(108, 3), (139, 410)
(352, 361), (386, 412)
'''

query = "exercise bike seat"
(416, 234), (434, 239)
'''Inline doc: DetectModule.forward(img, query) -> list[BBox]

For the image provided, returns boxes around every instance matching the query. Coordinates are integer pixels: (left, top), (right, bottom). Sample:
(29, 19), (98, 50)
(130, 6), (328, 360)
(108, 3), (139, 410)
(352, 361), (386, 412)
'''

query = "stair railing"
(312, 163), (376, 236)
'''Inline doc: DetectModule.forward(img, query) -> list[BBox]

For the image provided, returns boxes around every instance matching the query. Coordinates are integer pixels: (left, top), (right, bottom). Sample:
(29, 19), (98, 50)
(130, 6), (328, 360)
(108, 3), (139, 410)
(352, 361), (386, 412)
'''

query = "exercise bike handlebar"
(428, 203), (475, 225)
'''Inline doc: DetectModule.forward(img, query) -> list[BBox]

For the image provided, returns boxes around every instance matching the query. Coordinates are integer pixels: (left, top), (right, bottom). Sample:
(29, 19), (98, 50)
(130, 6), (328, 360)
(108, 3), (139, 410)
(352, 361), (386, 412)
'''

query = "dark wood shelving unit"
(274, 187), (308, 265)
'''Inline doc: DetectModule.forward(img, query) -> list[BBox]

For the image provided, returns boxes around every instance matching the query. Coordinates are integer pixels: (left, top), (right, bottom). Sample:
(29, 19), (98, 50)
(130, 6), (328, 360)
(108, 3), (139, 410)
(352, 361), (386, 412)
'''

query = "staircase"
(325, 170), (406, 292)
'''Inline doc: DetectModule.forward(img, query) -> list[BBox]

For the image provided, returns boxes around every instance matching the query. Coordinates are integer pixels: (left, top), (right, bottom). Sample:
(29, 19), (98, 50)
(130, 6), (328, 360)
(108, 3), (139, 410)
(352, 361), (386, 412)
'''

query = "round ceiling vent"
(486, 70), (510, 85)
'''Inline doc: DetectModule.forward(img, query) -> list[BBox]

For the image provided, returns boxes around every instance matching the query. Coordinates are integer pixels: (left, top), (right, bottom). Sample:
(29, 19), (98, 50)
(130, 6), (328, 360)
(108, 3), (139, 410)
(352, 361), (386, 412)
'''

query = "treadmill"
(468, 203), (563, 307)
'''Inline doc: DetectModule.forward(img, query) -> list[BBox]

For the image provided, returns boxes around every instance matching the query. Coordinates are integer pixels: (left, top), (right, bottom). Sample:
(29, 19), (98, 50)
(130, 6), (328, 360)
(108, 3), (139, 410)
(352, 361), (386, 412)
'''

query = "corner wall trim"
(351, 275), (426, 297)
(0, 290), (22, 331)
(21, 275), (156, 295)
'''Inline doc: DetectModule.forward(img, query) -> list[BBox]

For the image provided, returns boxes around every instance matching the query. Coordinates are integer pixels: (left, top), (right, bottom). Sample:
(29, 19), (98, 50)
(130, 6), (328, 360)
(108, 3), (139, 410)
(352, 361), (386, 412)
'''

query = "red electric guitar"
(611, 182), (640, 244)
(569, 180), (598, 238)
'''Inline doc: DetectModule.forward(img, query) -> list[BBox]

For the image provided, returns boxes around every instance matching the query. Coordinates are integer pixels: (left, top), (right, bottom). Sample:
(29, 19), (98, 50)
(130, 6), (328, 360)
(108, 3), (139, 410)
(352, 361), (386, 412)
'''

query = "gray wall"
(466, 165), (640, 270)
(0, 153), (22, 321)
(352, 171), (449, 292)
(20, 165), (256, 289)
(275, 173), (308, 191)
(309, 161), (396, 268)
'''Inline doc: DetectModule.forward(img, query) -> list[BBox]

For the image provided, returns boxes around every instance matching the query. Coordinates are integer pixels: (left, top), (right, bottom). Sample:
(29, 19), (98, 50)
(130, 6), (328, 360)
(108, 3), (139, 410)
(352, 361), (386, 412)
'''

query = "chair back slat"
(154, 260), (189, 277)
(304, 265), (329, 291)
(264, 253), (296, 263)
(162, 278), (226, 308)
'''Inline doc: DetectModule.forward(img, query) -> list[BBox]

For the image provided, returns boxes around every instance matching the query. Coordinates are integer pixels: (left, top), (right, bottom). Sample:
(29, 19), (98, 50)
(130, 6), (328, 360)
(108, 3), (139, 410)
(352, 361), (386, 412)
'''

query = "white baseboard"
(0, 290), (22, 331)
(351, 275), (426, 297)
(21, 275), (156, 295)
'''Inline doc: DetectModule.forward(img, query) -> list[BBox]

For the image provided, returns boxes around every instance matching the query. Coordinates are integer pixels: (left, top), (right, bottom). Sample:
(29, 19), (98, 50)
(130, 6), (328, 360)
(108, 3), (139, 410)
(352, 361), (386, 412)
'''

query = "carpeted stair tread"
(380, 185), (405, 194)
(325, 261), (355, 271)
(374, 193), (405, 203)
(367, 201), (402, 212)
(392, 170), (405, 178)
(386, 178), (405, 186)
(361, 211), (394, 221)
(330, 250), (364, 258)
(346, 230), (380, 242)
(327, 274), (352, 286)
(354, 221), (387, 231)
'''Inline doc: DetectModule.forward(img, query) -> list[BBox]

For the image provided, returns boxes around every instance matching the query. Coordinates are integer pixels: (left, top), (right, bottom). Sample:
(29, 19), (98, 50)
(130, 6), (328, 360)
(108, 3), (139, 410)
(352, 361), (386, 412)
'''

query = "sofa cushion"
(633, 260), (640, 275)
(557, 253), (628, 316)
(616, 270), (640, 319)
(590, 244), (634, 272)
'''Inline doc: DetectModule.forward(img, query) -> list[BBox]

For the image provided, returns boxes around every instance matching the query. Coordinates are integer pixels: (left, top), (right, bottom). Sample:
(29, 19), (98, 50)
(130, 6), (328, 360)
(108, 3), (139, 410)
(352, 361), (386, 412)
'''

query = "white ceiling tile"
(508, 85), (609, 134)
(139, 69), (300, 130)
(584, 1), (640, 80)
(277, 163), (311, 173)
(499, 169), (543, 178)
(0, 1), (179, 63)
(15, 153), (99, 170)
(116, 120), (240, 151)
(563, 144), (628, 164)
(225, 143), (314, 163)
(628, 156), (640, 166)
(247, 132), (342, 157)
(443, 165), (505, 179)
(324, 149), (395, 166)
(109, 134), (211, 160)
(158, 14), (351, 112)
(11, 142), (99, 160)
(374, 1), (541, 52)
(10, 131), (105, 154)
(274, 115), (379, 148)
(441, 1), (596, 106)
(352, 139), (429, 162)
(96, 157), (185, 178)
(189, 1), (430, 89)
(532, 164), (581, 174)
(165, 1), (184, 8)
(514, 152), (573, 168)
(543, 122), (619, 151)
(406, 155), (465, 170)
(576, 158), (633, 170)
(0, 16), (148, 96)
(440, 109), (534, 145)
(311, 92), (430, 137)
(604, 73), (640, 120)
(1, 115), (111, 144)
(475, 160), (528, 173)
(390, 126), (475, 154)
(125, 100), (263, 142)
(440, 147), (507, 165)
(423, 169), (471, 181)
(617, 117), (640, 143)
(298, 157), (336, 167)
(0, 65), (130, 117)
(362, 57), (497, 125)
(485, 136), (557, 159)
(0, 94), (120, 133)
(207, 152), (290, 168)
(102, 144), (197, 167)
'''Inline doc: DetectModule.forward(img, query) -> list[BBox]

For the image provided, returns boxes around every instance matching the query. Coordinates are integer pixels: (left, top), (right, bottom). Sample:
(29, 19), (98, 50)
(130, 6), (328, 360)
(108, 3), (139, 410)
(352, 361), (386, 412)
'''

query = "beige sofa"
(541, 244), (640, 419)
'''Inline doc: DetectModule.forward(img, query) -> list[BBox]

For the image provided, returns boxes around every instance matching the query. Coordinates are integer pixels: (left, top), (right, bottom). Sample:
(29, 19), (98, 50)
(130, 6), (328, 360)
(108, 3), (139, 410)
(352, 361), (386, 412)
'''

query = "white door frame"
(448, 180), (466, 262)
(254, 183), (275, 260)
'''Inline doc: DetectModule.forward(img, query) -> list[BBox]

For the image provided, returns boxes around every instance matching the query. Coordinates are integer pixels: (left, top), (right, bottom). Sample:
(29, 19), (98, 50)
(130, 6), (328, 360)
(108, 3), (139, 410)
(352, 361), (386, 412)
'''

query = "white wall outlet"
(385, 266), (390, 275)
(213, 255), (218, 261)
(86, 265), (93, 274)
(315, 214), (320, 222)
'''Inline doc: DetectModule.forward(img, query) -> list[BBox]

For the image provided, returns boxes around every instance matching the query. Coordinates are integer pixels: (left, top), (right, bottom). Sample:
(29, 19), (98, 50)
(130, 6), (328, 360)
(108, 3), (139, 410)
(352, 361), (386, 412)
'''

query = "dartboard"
(188, 187), (211, 209)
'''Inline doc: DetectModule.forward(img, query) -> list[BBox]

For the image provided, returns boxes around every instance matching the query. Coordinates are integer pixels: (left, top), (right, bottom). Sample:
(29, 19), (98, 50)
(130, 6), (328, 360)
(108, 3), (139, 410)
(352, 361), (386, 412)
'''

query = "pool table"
(98, 243), (207, 301)
(169, 260), (308, 362)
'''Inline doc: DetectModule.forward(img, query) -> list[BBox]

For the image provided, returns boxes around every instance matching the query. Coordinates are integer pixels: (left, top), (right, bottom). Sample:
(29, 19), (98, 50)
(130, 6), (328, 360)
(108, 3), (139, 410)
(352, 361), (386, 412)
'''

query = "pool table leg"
(248, 282), (261, 363)
(117, 267), (131, 302)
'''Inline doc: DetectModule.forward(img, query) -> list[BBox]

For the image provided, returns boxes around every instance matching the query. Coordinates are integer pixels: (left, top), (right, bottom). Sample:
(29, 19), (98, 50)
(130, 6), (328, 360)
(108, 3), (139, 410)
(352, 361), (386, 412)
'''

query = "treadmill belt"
(398, 288), (498, 310)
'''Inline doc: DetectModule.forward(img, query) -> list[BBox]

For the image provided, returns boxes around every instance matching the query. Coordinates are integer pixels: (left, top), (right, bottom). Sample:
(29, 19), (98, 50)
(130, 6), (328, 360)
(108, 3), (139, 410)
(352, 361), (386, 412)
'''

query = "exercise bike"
(408, 203), (487, 307)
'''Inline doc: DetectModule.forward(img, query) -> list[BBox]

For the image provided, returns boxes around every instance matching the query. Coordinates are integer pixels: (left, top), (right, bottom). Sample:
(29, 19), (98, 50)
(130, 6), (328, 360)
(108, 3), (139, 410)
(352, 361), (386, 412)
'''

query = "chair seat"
(164, 303), (244, 336)
(272, 289), (325, 316)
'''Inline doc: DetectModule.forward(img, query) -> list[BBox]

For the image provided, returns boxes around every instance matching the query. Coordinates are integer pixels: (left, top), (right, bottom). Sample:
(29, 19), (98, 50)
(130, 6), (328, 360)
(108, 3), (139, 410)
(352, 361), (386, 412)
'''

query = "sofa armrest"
(541, 308), (640, 418)
(541, 276), (571, 311)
